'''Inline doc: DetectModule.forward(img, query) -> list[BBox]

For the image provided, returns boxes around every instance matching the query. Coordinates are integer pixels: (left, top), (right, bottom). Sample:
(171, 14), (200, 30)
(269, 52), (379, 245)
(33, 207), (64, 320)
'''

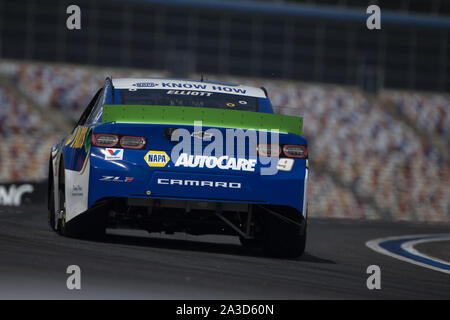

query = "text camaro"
(48, 78), (309, 257)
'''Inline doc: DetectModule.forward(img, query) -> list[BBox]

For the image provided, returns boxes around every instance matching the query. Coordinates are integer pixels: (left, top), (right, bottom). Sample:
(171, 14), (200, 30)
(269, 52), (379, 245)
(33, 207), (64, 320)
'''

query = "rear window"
(115, 89), (258, 111)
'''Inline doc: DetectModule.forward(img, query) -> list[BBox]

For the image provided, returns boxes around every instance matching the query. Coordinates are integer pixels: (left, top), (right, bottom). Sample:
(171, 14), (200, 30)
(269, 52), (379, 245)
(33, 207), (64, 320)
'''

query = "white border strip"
(401, 237), (450, 265)
(366, 234), (450, 275)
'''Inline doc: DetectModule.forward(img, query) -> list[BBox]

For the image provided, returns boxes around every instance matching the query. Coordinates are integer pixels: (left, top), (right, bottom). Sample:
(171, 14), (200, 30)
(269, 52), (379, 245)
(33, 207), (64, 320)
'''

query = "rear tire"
(261, 207), (307, 258)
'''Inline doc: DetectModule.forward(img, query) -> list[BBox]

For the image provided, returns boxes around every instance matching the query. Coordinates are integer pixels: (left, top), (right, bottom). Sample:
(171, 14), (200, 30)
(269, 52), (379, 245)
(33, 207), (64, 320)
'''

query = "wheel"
(57, 167), (71, 236)
(58, 187), (70, 236)
(261, 206), (307, 258)
(57, 160), (106, 239)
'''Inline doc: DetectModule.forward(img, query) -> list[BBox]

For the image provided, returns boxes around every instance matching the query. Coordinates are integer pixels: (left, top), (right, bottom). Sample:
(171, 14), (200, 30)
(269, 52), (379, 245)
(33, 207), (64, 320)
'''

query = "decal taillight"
(283, 145), (308, 158)
(92, 134), (119, 147)
(256, 144), (281, 157)
(92, 134), (146, 149)
(120, 136), (146, 149)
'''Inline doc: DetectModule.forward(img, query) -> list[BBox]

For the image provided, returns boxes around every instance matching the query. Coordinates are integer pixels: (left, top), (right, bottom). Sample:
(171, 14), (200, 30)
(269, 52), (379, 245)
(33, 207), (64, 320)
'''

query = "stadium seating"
(0, 61), (166, 122)
(381, 90), (450, 139)
(0, 84), (59, 183)
(265, 82), (449, 222)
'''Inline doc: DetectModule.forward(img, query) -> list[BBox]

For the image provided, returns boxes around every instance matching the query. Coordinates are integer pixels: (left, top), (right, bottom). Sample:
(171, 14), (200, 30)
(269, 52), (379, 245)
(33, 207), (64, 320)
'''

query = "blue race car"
(48, 78), (309, 257)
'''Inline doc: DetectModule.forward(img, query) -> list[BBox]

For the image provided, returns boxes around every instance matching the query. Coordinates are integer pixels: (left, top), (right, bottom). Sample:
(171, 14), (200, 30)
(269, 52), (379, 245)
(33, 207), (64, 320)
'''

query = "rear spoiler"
(102, 105), (303, 136)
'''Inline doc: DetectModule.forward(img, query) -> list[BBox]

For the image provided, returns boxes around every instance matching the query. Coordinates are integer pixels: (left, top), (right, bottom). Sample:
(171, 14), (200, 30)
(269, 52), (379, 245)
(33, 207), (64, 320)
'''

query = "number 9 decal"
(277, 158), (294, 171)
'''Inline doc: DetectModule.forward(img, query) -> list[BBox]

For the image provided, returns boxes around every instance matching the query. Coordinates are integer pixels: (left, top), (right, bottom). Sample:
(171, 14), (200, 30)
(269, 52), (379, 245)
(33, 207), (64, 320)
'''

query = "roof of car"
(111, 78), (267, 98)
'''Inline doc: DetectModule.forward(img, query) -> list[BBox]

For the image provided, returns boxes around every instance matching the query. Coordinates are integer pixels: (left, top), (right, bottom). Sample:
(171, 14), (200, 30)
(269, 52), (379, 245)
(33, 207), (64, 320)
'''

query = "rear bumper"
(88, 147), (308, 215)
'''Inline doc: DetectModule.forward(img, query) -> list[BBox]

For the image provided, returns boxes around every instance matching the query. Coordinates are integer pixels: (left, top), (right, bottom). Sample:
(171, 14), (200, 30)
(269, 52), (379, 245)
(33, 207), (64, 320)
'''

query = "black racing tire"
(261, 207), (307, 258)
(58, 188), (71, 237)
(57, 169), (71, 237)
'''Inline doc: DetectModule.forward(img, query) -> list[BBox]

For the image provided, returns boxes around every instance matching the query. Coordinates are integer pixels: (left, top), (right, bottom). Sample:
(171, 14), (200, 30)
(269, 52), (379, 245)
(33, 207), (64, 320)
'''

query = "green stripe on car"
(102, 105), (303, 136)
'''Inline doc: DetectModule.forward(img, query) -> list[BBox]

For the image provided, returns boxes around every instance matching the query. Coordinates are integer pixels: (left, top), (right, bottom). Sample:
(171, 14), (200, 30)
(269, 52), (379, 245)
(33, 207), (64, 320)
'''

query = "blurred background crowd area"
(0, 60), (447, 222)
(0, 0), (448, 222)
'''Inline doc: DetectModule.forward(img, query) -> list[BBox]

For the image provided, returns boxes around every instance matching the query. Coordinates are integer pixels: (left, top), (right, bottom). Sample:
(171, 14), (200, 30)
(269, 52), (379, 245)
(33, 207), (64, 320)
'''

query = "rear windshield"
(116, 89), (258, 111)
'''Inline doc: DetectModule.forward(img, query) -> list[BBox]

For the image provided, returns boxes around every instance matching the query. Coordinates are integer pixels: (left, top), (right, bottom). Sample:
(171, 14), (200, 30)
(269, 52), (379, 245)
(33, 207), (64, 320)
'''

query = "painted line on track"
(366, 234), (450, 275)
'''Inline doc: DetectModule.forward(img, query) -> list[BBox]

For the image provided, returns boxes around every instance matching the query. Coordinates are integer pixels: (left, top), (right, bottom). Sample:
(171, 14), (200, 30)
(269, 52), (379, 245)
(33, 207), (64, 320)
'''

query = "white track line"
(401, 237), (450, 265)
(366, 234), (450, 275)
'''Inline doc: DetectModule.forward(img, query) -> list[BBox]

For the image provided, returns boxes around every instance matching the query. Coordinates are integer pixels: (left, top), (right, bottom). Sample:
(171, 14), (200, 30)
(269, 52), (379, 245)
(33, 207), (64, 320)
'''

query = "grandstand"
(381, 90), (450, 139)
(0, 60), (447, 222)
(0, 76), (59, 183)
(0, 0), (448, 222)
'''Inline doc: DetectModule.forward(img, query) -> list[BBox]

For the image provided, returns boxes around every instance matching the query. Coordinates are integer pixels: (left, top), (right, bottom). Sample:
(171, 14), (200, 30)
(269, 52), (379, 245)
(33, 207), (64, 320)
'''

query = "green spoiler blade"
(102, 105), (303, 136)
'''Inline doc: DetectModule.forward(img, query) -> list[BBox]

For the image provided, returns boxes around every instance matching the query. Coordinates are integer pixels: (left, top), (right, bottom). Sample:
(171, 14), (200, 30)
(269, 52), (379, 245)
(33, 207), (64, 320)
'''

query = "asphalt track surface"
(415, 241), (450, 263)
(0, 205), (449, 299)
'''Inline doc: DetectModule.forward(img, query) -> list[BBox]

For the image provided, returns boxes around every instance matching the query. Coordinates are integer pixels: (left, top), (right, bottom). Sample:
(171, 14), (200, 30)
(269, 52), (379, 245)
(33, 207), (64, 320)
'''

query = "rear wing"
(102, 105), (303, 136)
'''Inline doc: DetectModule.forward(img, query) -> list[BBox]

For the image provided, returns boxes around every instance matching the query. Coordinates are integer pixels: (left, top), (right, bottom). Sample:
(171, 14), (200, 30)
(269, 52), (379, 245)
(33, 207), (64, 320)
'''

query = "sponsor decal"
(174, 153), (257, 172)
(0, 184), (34, 206)
(157, 178), (241, 189)
(105, 148), (123, 160)
(144, 151), (170, 167)
(133, 82), (159, 88)
(160, 82), (248, 94)
(99, 176), (134, 182)
(71, 184), (83, 197)
(167, 90), (213, 96)
(277, 158), (294, 171)
(167, 123), (284, 176)
(114, 80), (266, 97)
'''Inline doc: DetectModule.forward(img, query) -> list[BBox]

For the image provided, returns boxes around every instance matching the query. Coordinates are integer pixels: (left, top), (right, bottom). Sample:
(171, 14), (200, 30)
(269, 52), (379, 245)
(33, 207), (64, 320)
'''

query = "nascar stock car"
(48, 78), (309, 257)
